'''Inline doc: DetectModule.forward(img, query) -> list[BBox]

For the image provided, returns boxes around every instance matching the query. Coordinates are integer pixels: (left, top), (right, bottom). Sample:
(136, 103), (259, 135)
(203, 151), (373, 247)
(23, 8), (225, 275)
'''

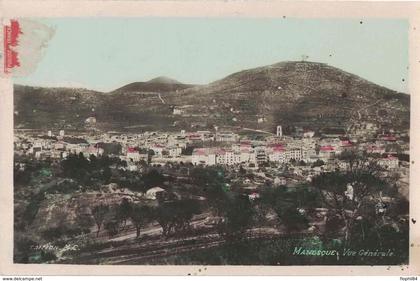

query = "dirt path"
(157, 93), (165, 104)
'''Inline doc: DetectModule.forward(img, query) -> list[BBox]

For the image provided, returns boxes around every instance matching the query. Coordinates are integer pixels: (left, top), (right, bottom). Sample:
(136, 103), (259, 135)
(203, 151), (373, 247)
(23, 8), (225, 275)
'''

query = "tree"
(142, 169), (165, 188)
(115, 198), (132, 230)
(75, 205), (95, 233)
(298, 160), (306, 166)
(173, 199), (201, 232)
(191, 167), (228, 216)
(116, 171), (144, 192)
(102, 166), (112, 184)
(91, 204), (109, 237)
(338, 150), (359, 171)
(155, 202), (176, 237)
(312, 163), (388, 243)
(155, 199), (201, 237)
(218, 194), (254, 240)
(61, 153), (90, 183)
(324, 210), (346, 238)
(130, 204), (154, 238)
(104, 219), (120, 237)
(276, 206), (309, 233)
(190, 166), (222, 186)
(259, 185), (310, 233)
(311, 159), (325, 168)
(147, 150), (155, 163)
(259, 184), (320, 219)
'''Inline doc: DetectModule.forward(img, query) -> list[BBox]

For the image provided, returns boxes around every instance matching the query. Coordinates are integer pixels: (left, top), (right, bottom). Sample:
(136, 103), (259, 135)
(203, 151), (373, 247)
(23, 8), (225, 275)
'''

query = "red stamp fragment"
(3, 19), (22, 74)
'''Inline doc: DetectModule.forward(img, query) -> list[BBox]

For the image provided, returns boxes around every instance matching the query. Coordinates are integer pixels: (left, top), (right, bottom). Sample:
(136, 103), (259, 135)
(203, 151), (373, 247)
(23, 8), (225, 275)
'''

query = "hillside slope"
(14, 61), (410, 133)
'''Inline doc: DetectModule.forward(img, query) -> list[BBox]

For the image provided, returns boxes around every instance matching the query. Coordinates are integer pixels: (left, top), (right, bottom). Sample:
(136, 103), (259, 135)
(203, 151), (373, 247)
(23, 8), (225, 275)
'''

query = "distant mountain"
(147, 76), (183, 84)
(13, 61), (410, 133)
(110, 76), (195, 94)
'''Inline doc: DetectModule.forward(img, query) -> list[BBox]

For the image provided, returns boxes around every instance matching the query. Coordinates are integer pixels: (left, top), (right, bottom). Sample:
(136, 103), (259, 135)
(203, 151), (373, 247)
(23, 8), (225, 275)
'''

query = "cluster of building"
(14, 124), (407, 175)
(14, 130), (105, 160)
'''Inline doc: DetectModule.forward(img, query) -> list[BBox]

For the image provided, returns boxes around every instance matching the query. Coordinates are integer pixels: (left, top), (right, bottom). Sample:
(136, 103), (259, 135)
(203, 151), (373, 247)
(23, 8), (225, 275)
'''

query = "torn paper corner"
(3, 18), (55, 77)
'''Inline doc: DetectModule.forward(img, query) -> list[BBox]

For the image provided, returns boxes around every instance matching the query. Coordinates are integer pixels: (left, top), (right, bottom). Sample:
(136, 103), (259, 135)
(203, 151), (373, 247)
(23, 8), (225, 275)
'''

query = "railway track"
(70, 230), (282, 265)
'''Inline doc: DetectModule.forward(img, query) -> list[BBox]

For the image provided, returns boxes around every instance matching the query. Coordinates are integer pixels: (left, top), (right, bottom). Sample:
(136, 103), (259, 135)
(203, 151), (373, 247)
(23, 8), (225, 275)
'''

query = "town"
(14, 123), (409, 191)
(13, 115), (410, 266)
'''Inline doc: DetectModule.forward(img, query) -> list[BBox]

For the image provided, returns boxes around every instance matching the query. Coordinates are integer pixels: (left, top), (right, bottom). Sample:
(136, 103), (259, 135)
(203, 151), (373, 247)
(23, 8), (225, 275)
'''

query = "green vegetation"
(14, 152), (409, 265)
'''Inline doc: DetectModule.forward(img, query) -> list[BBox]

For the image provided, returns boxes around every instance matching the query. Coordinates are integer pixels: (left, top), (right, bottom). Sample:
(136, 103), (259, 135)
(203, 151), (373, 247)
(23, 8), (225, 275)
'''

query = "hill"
(14, 85), (104, 130)
(167, 61), (409, 132)
(110, 76), (195, 94)
(13, 61), (410, 133)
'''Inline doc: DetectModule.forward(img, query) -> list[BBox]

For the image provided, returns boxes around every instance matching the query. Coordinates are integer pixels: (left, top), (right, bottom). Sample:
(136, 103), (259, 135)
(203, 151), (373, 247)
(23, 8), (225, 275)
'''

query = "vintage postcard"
(0, 0), (419, 276)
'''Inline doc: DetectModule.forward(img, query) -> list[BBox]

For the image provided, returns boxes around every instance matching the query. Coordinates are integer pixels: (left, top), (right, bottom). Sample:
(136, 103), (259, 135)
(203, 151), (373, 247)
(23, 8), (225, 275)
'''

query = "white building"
(85, 116), (97, 125)
(276, 125), (283, 137)
(319, 145), (336, 161)
(173, 107), (184, 115)
(255, 147), (267, 164)
(257, 117), (266, 123)
(168, 146), (182, 157)
(268, 145), (287, 163)
(192, 148), (216, 166)
(366, 144), (386, 154)
(274, 176), (287, 186)
(127, 147), (142, 162)
(285, 147), (303, 161)
(215, 132), (239, 142)
(216, 150), (241, 165)
(378, 155), (399, 169)
(127, 163), (138, 172)
(240, 147), (256, 164)
(82, 145), (104, 157)
(303, 130), (315, 138)
(146, 187), (166, 200)
(151, 144), (165, 157)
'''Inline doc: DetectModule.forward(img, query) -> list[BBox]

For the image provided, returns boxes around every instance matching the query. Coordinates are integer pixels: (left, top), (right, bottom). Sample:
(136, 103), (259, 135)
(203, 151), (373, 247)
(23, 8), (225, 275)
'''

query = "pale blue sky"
(15, 18), (409, 93)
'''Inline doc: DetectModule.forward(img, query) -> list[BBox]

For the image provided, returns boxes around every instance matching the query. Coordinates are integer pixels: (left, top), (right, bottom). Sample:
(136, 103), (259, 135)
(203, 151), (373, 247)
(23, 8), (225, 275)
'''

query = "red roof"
(193, 148), (207, 155)
(384, 155), (398, 160)
(272, 145), (285, 152)
(127, 147), (138, 153)
(269, 143), (284, 148)
(341, 140), (353, 147)
(189, 134), (200, 137)
(320, 145), (335, 151)
(382, 135), (397, 141)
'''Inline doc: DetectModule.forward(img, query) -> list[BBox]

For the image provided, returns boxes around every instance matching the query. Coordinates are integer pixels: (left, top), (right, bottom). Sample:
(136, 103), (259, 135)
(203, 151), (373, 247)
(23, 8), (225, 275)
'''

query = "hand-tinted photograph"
(12, 18), (410, 265)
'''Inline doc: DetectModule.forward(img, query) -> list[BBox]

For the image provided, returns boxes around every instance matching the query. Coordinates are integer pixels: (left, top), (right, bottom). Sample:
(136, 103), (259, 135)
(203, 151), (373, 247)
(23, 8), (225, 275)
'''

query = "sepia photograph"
(8, 16), (411, 266)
